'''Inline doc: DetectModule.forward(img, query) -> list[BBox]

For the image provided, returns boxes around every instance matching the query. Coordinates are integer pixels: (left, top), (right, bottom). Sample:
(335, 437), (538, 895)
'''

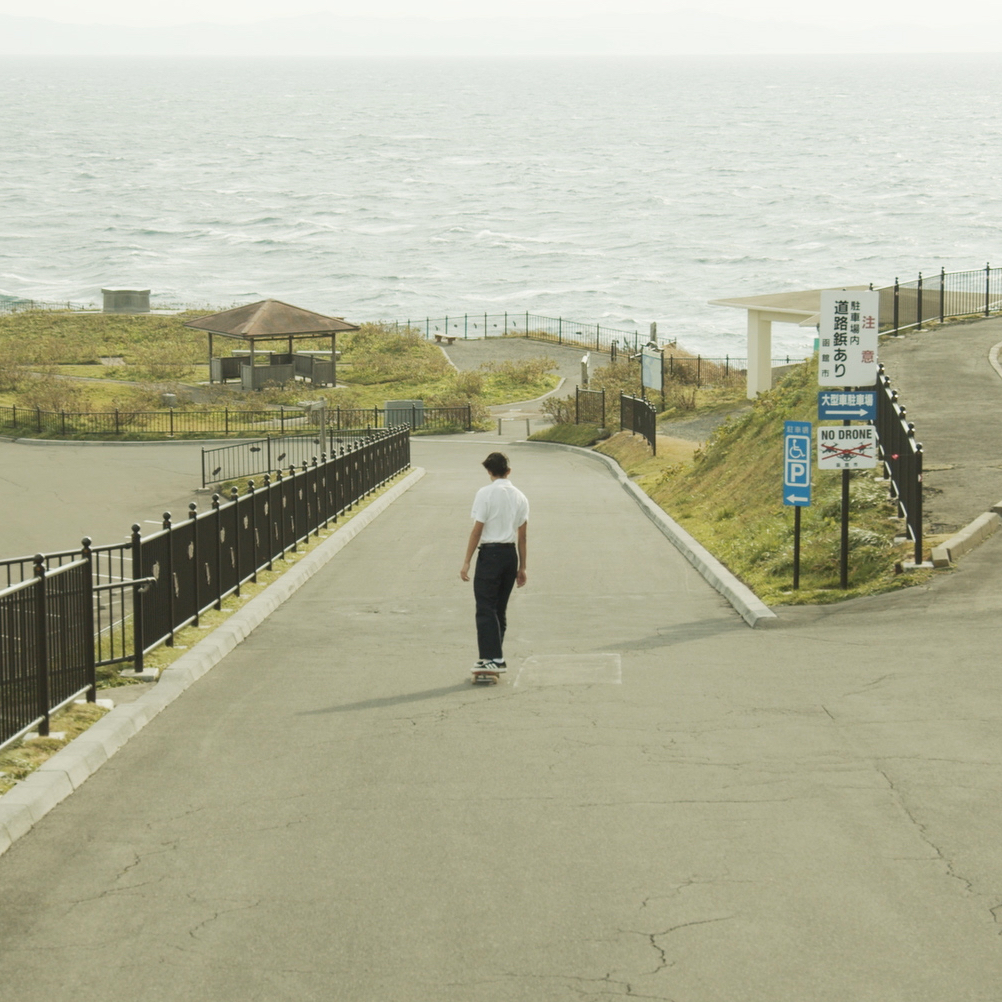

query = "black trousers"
(473, 543), (518, 660)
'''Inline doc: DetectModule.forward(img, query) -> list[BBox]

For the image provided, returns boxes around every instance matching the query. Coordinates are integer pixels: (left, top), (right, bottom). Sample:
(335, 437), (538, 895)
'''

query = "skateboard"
(471, 667), (501, 685)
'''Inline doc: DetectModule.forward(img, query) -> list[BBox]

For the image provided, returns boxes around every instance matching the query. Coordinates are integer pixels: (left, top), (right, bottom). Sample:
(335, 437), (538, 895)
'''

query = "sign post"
(783, 421), (812, 589)
(817, 289), (880, 588)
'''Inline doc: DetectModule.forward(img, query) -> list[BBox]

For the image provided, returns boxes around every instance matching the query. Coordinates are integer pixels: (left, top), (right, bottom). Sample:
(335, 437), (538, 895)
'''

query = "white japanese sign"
(818, 289), (879, 387)
(817, 426), (877, 469)
(641, 348), (663, 392)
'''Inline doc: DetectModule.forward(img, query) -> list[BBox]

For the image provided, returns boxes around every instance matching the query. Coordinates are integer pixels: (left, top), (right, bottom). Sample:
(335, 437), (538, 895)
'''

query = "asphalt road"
(3, 437), (1002, 1000)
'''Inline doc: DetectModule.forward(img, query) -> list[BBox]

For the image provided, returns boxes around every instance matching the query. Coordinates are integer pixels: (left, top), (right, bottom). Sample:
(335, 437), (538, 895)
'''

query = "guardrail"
(874, 366), (923, 564)
(0, 558), (96, 753)
(575, 387), (606, 426)
(883, 264), (1002, 334)
(0, 403), (472, 440)
(394, 312), (642, 353)
(620, 393), (657, 455)
(0, 429), (411, 749)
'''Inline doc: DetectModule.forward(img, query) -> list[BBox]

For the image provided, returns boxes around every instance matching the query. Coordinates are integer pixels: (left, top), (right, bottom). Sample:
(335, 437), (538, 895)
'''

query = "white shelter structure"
(710, 286), (872, 399)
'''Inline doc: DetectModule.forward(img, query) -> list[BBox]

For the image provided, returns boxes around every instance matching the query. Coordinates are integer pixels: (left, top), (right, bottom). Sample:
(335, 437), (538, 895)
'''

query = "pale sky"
(0, 0), (984, 29)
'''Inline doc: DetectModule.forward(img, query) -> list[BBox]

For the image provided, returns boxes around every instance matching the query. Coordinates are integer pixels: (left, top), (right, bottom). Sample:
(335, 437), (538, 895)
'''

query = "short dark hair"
(482, 452), (510, 477)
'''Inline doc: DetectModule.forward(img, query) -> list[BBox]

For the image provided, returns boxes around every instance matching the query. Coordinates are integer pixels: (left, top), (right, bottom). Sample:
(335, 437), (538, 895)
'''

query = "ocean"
(2, 53), (1002, 357)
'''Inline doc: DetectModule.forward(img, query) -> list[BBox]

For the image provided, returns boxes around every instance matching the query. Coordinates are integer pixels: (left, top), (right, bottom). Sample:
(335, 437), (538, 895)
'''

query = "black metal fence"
(0, 429), (411, 749)
(874, 366), (923, 564)
(575, 387), (606, 426)
(620, 393), (657, 455)
(878, 264), (1002, 334)
(328, 405), (471, 434)
(395, 311), (642, 354)
(203, 431), (341, 488)
(0, 403), (471, 440)
(136, 428), (409, 669)
(0, 558), (96, 752)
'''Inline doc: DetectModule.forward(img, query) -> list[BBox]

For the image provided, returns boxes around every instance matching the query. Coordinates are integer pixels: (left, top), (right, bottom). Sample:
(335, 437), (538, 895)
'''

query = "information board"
(818, 290), (879, 387)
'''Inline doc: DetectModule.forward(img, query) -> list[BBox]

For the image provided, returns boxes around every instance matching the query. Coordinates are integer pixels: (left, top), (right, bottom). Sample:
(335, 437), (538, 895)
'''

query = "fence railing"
(0, 429), (411, 749)
(874, 366), (923, 564)
(394, 312), (643, 354)
(575, 387), (606, 426)
(0, 403), (471, 441)
(881, 264), (1002, 334)
(620, 393), (657, 455)
(0, 558), (96, 753)
(0, 297), (83, 316)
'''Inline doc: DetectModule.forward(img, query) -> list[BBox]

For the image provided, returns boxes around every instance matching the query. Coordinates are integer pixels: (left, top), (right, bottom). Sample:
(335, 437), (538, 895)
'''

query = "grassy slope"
(0, 313), (557, 422)
(596, 360), (934, 605)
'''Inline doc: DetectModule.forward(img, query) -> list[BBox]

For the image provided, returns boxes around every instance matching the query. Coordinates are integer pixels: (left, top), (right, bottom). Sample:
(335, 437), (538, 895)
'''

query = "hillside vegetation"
(0, 311), (558, 428)
(596, 359), (933, 604)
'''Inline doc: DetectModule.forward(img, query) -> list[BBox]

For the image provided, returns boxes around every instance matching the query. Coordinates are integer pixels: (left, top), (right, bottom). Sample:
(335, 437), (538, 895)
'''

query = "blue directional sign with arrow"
(783, 421), (812, 507)
(817, 389), (876, 421)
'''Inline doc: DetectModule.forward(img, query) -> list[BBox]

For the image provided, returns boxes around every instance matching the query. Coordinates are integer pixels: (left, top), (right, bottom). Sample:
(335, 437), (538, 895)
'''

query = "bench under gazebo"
(185, 299), (360, 390)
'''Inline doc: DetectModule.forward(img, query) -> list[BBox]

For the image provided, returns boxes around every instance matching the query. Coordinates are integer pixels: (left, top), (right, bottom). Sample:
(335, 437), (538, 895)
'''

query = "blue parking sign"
(783, 421), (812, 507)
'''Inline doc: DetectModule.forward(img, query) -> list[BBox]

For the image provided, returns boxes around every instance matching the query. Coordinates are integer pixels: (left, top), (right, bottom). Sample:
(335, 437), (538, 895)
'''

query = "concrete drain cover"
(514, 653), (622, 687)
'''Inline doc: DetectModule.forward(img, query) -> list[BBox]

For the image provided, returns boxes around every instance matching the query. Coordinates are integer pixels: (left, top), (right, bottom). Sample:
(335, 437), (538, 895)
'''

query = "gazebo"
(185, 299), (360, 390)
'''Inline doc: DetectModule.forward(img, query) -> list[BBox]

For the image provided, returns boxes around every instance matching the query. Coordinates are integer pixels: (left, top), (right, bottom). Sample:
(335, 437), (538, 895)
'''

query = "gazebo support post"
(747, 309), (773, 399)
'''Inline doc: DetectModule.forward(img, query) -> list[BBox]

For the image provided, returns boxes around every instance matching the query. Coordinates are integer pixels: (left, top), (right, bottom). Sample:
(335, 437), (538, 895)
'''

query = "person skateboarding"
(459, 451), (529, 677)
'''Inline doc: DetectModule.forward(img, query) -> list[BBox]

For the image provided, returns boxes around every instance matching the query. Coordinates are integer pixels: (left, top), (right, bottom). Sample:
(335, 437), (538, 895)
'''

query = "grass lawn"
(540, 358), (935, 606)
(0, 313), (558, 432)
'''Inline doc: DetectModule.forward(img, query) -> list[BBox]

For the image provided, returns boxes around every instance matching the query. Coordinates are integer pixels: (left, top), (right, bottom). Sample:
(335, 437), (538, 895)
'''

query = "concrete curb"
(0, 466), (427, 857)
(931, 509), (1002, 567)
(527, 441), (778, 629)
(0, 435), (239, 447)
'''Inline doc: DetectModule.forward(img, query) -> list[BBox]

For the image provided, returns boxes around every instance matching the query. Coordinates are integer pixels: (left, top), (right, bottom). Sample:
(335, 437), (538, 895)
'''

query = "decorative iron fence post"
(263, 474), (275, 570)
(80, 538), (97, 702)
(893, 278), (900, 332)
(940, 267), (946, 322)
(212, 494), (223, 610)
(188, 502), (200, 626)
(916, 272), (923, 330)
(33, 555), (50, 737)
(230, 486), (241, 595)
(248, 480), (259, 581)
(131, 523), (145, 673)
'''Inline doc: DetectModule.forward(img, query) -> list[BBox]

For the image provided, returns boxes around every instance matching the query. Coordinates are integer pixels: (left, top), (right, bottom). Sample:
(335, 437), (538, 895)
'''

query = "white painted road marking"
(514, 653), (622, 687)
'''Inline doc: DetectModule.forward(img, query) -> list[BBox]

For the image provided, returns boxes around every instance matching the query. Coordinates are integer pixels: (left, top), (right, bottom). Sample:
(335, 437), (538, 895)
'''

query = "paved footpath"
(879, 314), (1002, 535)
(3, 432), (1002, 1000)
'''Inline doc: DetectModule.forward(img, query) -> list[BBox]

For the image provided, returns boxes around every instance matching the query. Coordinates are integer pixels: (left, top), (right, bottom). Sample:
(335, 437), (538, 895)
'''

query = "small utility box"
(102, 288), (150, 314)
(385, 399), (424, 429)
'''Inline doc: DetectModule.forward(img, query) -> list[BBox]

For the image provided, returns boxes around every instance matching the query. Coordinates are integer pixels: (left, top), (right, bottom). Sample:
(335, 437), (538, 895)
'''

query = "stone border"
(931, 510), (1002, 567)
(0, 467), (426, 858)
(527, 441), (778, 629)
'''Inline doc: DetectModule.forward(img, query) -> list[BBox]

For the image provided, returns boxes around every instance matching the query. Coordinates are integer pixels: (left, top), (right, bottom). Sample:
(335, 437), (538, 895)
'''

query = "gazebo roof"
(184, 299), (360, 340)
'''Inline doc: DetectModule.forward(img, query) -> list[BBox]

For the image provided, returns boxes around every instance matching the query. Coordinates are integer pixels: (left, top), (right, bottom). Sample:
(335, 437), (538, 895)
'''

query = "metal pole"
(793, 507), (801, 590)
(840, 467), (850, 589)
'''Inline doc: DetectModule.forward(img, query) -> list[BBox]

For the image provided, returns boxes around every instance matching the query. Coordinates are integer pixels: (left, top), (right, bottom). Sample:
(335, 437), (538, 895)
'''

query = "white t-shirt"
(471, 478), (529, 544)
